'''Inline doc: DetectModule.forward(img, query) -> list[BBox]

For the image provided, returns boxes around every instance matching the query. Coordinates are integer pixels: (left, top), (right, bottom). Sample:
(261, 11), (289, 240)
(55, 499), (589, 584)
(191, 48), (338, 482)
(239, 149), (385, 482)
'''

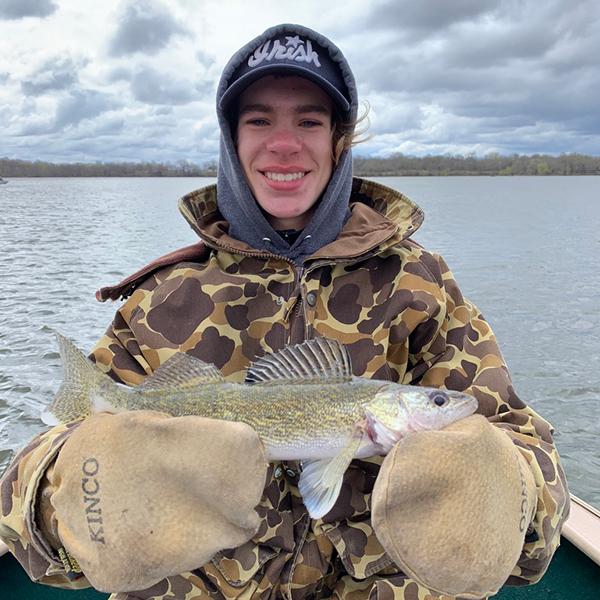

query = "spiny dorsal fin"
(245, 338), (352, 385)
(137, 353), (224, 391)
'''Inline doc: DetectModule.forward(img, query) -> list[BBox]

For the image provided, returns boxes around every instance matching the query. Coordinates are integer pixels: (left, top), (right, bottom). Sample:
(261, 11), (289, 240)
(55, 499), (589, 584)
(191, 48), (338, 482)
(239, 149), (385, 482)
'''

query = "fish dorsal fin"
(137, 353), (224, 391)
(298, 428), (364, 519)
(245, 338), (352, 385)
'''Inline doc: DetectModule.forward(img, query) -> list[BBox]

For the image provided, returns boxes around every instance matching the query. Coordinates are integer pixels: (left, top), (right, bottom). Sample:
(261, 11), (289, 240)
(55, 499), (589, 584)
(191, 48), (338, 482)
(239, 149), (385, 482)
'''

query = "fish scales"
(128, 379), (383, 451)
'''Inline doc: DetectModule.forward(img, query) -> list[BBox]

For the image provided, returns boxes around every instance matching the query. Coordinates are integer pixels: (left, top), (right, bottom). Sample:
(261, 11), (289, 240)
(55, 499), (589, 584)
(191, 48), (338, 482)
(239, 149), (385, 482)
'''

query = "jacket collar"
(178, 177), (424, 262)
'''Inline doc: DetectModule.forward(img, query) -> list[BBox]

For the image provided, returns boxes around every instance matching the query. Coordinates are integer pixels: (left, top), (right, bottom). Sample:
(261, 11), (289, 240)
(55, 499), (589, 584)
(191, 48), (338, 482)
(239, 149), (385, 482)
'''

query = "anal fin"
(299, 428), (364, 519)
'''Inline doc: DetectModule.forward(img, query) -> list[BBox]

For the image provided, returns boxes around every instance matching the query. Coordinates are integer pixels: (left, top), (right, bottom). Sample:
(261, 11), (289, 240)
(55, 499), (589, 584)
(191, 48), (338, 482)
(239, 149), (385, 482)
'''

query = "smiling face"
(236, 75), (334, 230)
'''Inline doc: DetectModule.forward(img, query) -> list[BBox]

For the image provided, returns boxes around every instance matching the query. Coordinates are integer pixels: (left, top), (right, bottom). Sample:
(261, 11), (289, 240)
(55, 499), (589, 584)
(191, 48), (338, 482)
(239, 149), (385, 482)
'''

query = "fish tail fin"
(42, 333), (111, 425)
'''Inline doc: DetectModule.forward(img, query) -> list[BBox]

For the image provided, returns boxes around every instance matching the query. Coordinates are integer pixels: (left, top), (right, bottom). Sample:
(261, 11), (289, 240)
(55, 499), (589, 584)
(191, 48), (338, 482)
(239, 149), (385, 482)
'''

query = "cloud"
(34, 117), (126, 150)
(0, 0), (57, 20)
(15, 89), (118, 136)
(130, 66), (197, 105)
(196, 49), (215, 69)
(359, 93), (423, 137)
(363, 0), (498, 35)
(350, 0), (600, 151)
(54, 89), (119, 130)
(2, 0), (600, 160)
(18, 119), (55, 136)
(21, 56), (83, 96)
(107, 66), (132, 82)
(88, 117), (125, 136)
(107, 0), (189, 57)
(440, 26), (557, 70)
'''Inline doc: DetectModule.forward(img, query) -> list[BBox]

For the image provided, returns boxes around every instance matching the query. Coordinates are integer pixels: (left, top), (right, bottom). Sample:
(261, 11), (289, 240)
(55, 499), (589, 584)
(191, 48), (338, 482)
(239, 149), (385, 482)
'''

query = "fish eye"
(432, 392), (448, 407)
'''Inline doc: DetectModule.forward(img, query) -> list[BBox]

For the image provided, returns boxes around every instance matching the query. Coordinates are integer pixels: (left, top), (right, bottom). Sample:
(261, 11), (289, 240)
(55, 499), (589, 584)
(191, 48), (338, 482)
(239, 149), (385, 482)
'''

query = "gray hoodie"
(215, 23), (358, 263)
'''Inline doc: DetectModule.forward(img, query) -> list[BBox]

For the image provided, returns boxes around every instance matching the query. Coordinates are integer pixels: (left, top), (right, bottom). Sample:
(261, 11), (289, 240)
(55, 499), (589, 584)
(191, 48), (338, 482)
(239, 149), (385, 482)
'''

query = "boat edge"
(562, 493), (600, 566)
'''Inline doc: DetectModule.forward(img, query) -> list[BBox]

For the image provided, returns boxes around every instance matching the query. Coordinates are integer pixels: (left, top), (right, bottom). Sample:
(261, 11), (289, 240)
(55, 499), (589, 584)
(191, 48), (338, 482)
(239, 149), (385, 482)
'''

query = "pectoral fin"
(298, 429), (364, 519)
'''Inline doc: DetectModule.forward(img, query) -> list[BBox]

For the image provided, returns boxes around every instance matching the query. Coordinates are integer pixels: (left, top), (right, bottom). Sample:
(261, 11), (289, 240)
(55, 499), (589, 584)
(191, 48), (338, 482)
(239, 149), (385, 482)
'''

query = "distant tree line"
(353, 153), (600, 176)
(1, 153), (599, 178)
(0, 158), (218, 178)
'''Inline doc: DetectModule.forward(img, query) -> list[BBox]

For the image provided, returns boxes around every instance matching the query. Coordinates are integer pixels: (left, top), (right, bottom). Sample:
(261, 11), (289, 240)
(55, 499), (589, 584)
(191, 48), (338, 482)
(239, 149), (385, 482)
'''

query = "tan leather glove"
(38, 411), (268, 593)
(372, 414), (537, 599)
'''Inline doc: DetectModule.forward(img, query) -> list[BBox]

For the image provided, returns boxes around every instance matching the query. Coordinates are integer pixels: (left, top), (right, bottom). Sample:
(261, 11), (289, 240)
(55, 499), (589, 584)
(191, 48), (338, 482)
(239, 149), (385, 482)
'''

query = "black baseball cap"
(219, 31), (351, 114)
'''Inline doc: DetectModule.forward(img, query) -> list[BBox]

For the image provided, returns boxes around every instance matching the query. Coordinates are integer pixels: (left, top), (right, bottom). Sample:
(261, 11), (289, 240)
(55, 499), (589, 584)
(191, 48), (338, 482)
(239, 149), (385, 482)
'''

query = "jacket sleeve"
(88, 305), (153, 386)
(402, 250), (570, 586)
(0, 421), (92, 588)
(0, 296), (150, 587)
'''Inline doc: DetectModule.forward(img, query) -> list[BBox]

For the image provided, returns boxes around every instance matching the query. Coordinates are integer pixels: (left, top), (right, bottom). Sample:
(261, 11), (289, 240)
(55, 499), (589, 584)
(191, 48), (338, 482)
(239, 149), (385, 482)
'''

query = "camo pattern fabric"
(0, 178), (569, 599)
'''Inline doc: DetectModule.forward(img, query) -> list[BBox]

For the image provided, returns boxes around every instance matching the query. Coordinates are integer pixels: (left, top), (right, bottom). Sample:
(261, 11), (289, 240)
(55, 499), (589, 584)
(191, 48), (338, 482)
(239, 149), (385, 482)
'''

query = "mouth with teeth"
(260, 170), (309, 189)
(263, 171), (306, 181)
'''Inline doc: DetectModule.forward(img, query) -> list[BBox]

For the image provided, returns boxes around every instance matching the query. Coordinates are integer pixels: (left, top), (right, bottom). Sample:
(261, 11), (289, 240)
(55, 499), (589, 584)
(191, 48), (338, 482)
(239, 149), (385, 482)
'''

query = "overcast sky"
(1, 0), (599, 164)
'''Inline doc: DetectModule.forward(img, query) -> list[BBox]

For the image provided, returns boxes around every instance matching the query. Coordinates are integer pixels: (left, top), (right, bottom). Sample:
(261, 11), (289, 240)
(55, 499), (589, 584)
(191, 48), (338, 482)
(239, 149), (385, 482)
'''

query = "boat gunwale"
(562, 493), (600, 567)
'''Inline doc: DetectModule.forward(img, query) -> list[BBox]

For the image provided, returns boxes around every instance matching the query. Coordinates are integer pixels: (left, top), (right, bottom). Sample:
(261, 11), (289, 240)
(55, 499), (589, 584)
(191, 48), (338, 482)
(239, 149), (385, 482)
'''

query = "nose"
(265, 128), (302, 156)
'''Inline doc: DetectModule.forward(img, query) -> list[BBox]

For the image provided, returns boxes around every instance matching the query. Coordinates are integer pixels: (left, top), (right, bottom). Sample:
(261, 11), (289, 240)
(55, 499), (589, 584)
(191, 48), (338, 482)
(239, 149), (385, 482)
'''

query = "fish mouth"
(433, 391), (479, 427)
(446, 391), (479, 416)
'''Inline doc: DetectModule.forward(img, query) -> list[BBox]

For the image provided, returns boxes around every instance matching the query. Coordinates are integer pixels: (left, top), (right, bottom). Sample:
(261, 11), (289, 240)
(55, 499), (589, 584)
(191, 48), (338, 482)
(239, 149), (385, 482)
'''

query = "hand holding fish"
(372, 414), (538, 598)
(39, 410), (268, 593)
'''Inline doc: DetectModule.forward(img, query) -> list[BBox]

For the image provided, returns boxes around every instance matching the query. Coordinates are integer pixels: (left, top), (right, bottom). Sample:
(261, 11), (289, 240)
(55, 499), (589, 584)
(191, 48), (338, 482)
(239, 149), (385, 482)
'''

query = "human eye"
(245, 117), (270, 127)
(299, 119), (323, 129)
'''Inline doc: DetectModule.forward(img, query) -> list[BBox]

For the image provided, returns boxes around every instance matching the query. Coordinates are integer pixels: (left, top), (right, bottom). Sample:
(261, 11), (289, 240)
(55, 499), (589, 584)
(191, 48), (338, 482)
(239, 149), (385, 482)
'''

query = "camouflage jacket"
(0, 178), (569, 599)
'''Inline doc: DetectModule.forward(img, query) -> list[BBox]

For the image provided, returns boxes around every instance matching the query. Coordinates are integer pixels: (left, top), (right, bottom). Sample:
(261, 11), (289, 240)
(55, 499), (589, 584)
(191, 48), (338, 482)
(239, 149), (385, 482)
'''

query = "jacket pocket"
(321, 520), (396, 579)
(210, 542), (282, 587)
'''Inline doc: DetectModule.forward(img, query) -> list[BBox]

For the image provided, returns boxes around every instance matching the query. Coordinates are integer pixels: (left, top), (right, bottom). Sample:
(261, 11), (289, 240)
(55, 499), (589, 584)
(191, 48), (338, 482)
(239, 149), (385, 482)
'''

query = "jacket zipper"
(201, 237), (310, 347)
(202, 238), (391, 348)
(288, 266), (307, 345)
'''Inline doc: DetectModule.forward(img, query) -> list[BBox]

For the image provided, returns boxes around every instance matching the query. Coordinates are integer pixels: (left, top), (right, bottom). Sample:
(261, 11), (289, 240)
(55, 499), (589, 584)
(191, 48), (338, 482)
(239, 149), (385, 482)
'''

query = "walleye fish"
(43, 334), (478, 519)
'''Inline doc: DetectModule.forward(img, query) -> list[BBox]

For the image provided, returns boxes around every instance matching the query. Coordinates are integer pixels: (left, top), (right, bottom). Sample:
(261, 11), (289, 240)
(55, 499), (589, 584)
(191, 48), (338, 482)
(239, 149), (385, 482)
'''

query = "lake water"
(0, 176), (598, 509)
